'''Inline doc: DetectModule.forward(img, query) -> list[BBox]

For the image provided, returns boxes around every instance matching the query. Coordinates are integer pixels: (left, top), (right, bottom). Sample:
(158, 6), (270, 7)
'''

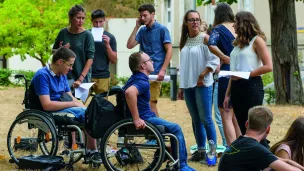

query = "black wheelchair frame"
(7, 74), (181, 171)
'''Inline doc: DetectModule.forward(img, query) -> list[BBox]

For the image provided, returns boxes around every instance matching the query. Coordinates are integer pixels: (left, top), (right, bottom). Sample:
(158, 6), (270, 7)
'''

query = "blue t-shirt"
(31, 65), (70, 101)
(123, 72), (156, 120)
(208, 25), (235, 71)
(135, 21), (171, 74)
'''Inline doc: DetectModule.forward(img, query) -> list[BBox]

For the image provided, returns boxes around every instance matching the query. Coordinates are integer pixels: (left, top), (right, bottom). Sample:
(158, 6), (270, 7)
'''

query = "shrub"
(161, 82), (171, 97)
(14, 70), (35, 81)
(262, 72), (273, 86)
(0, 68), (12, 86)
(110, 75), (130, 87)
(161, 81), (179, 98)
(117, 76), (129, 86)
(265, 88), (276, 105)
(0, 69), (36, 86)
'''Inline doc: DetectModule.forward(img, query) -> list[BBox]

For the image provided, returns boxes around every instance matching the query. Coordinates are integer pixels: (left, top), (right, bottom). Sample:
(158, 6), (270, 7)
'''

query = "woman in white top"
(223, 11), (273, 135)
(178, 10), (219, 162)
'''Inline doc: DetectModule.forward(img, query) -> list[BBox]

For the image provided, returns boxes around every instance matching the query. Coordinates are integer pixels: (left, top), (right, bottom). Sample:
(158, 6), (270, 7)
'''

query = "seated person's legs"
(144, 117), (191, 169)
(56, 107), (100, 162)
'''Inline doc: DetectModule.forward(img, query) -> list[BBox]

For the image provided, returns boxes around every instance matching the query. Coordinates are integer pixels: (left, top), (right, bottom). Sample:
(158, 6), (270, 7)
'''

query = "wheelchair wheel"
(100, 119), (165, 171)
(7, 112), (58, 165)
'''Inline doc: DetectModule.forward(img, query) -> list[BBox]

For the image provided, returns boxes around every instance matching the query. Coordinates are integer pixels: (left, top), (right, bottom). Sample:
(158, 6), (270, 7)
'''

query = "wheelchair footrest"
(18, 155), (66, 170)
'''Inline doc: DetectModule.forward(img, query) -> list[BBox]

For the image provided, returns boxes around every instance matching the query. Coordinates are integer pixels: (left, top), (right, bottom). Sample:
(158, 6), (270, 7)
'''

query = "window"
(238, 0), (254, 13)
(165, 0), (172, 38)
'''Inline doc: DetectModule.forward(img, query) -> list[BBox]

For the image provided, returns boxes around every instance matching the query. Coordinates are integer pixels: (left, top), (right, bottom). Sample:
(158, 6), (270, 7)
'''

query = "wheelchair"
(7, 74), (181, 171)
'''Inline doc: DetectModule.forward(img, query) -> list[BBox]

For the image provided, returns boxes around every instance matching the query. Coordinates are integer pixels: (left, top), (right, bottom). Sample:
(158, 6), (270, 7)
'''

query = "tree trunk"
(269, 0), (304, 104)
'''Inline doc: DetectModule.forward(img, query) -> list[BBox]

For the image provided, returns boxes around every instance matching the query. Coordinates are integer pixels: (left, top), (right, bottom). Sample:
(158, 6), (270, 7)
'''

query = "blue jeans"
(56, 107), (86, 123)
(184, 86), (217, 149)
(145, 117), (189, 168)
(213, 82), (227, 146)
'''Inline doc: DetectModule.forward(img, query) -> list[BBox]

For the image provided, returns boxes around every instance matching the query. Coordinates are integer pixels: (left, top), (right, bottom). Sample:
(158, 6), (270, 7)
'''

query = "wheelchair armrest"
(99, 86), (123, 97)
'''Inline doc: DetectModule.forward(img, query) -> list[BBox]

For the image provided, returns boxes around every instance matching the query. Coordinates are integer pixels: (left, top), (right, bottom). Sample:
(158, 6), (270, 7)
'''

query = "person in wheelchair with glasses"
(123, 51), (196, 171)
(30, 47), (101, 163)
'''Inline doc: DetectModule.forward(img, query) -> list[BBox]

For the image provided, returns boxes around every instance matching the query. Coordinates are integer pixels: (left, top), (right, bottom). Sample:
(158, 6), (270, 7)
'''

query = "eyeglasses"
(142, 58), (153, 64)
(62, 60), (73, 68)
(187, 18), (201, 23)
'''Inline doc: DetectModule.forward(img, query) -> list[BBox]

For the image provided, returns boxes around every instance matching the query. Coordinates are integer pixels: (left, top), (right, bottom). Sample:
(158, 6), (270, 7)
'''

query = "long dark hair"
(179, 10), (207, 50)
(233, 11), (266, 48)
(270, 117), (304, 165)
(213, 2), (234, 27)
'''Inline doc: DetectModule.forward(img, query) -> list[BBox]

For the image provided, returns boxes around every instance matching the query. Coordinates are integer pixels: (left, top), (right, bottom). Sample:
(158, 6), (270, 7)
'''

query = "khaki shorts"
(150, 81), (162, 102)
(91, 77), (110, 94)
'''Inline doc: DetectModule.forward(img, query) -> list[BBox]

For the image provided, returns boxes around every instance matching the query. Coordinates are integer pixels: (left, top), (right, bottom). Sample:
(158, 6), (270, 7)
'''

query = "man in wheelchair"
(123, 51), (196, 171)
(30, 47), (101, 163)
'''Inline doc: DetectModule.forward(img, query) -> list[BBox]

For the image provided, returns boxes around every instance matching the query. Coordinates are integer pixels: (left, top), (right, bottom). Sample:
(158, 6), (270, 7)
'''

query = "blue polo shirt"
(135, 21), (171, 74)
(123, 72), (156, 120)
(31, 65), (70, 101)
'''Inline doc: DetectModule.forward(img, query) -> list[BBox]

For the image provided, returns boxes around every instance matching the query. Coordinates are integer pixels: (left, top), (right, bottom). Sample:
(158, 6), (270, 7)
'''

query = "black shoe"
(88, 152), (102, 164)
(188, 150), (206, 162)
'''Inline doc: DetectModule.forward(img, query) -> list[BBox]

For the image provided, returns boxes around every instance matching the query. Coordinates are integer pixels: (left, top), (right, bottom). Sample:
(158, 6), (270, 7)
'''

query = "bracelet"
(77, 79), (83, 83)
(80, 74), (85, 78)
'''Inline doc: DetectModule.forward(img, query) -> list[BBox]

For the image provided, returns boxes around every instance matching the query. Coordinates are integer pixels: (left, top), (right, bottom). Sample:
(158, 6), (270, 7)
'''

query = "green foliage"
(0, 68), (12, 86)
(261, 72), (273, 86)
(197, 0), (203, 6)
(110, 75), (130, 87)
(0, 0), (82, 66)
(161, 82), (171, 97)
(117, 76), (130, 85)
(160, 82), (179, 98)
(0, 68), (36, 86)
(84, 0), (154, 18)
(265, 88), (276, 105)
(262, 72), (275, 104)
(293, 71), (299, 76)
(13, 70), (35, 86)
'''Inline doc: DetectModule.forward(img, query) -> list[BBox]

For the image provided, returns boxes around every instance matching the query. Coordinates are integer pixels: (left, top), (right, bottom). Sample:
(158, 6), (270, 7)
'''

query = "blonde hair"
(248, 106), (273, 133)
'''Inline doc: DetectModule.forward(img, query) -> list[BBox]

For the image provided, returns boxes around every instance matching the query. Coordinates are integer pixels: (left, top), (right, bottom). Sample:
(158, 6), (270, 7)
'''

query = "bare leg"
(84, 131), (97, 150)
(219, 108), (240, 146)
(232, 114), (242, 138)
(150, 101), (159, 117)
(71, 131), (76, 145)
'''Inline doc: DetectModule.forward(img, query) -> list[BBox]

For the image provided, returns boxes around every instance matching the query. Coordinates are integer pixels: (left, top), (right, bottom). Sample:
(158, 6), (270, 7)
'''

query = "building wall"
(7, 55), (43, 71)
(107, 18), (139, 77)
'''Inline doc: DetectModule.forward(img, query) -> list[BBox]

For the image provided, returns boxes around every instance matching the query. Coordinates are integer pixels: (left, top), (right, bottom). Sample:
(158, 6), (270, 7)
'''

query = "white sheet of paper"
(149, 75), (170, 82)
(91, 27), (104, 42)
(218, 71), (251, 79)
(75, 83), (95, 102)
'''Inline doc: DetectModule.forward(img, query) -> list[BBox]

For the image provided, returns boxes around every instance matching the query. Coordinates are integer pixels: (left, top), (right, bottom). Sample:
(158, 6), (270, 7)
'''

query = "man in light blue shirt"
(127, 3), (172, 117)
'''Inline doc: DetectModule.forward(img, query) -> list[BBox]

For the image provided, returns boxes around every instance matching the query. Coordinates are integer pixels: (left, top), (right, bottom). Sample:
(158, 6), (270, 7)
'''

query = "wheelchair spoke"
(7, 113), (57, 164)
(100, 120), (165, 171)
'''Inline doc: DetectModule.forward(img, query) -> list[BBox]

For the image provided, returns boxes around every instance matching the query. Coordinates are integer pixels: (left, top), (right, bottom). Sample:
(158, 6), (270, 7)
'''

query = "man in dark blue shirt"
(126, 4), (172, 117)
(123, 51), (195, 171)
